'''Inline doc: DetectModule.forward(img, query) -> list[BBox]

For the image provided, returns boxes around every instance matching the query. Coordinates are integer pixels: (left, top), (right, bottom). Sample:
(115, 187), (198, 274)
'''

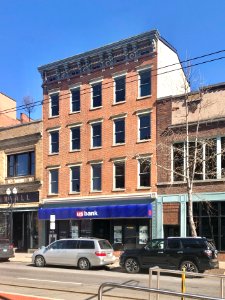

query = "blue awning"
(38, 203), (152, 220)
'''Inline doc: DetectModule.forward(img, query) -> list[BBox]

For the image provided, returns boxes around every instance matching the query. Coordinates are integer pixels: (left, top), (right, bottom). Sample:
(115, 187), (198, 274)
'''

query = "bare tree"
(23, 95), (35, 121)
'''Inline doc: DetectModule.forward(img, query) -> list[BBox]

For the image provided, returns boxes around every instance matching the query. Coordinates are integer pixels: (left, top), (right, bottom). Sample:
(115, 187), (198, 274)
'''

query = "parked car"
(0, 239), (14, 261)
(120, 237), (219, 273)
(32, 237), (116, 270)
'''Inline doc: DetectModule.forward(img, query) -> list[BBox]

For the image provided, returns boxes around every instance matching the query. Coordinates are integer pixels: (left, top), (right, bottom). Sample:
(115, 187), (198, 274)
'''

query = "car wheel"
(78, 258), (90, 270)
(125, 258), (140, 273)
(34, 255), (45, 267)
(180, 260), (199, 273)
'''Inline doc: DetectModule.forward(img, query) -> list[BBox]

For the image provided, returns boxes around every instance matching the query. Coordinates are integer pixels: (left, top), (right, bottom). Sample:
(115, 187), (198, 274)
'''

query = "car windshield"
(98, 240), (112, 249)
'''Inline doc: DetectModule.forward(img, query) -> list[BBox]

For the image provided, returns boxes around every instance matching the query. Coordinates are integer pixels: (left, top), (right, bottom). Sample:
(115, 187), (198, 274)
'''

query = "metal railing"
(98, 282), (223, 300)
(149, 267), (225, 300)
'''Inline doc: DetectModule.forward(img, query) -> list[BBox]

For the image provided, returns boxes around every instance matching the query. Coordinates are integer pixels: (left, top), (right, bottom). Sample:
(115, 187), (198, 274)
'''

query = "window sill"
(48, 153), (59, 156)
(90, 190), (102, 193)
(47, 193), (59, 197)
(137, 139), (151, 144)
(90, 106), (103, 111)
(69, 149), (81, 153)
(69, 192), (80, 195)
(48, 115), (59, 119)
(112, 188), (125, 192)
(136, 187), (151, 190)
(112, 101), (126, 106)
(69, 111), (81, 115)
(90, 147), (102, 150)
(112, 143), (125, 147)
(136, 95), (152, 101)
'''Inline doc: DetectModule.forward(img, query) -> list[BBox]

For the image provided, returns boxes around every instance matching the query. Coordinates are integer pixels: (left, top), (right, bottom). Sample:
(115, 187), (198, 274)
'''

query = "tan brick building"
(156, 82), (225, 250)
(38, 30), (187, 247)
(0, 120), (42, 250)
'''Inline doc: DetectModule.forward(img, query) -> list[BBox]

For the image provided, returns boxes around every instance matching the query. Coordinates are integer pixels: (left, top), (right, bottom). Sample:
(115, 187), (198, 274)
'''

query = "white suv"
(32, 237), (116, 270)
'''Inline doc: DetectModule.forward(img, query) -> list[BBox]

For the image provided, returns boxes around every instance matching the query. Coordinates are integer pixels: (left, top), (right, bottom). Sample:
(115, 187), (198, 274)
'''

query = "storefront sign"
(0, 192), (39, 204)
(38, 203), (152, 220)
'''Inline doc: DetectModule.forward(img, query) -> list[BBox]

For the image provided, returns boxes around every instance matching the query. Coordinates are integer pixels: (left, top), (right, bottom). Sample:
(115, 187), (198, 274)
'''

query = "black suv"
(120, 237), (219, 273)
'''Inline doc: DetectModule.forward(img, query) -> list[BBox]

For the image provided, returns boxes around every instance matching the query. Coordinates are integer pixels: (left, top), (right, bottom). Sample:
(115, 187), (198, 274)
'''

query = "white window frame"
(89, 119), (103, 149)
(90, 161), (103, 192)
(48, 167), (60, 195)
(136, 109), (151, 142)
(70, 84), (81, 113)
(138, 156), (151, 189)
(47, 127), (61, 154)
(113, 159), (126, 190)
(136, 65), (152, 98)
(113, 71), (127, 104)
(69, 164), (81, 193)
(69, 123), (82, 151)
(90, 78), (103, 109)
(48, 90), (60, 118)
(113, 117), (126, 145)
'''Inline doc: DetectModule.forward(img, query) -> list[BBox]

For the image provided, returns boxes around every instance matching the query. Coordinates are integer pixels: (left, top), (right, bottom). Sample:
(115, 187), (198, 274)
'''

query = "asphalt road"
(0, 261), (224, 299)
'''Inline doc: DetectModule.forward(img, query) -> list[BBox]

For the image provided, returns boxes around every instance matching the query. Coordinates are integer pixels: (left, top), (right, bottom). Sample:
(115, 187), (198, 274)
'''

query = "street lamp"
(6, 187), (17, 244)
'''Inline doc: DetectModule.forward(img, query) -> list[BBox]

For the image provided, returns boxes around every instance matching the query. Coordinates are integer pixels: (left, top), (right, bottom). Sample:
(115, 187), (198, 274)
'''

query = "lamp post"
(6, 187), (17, 244)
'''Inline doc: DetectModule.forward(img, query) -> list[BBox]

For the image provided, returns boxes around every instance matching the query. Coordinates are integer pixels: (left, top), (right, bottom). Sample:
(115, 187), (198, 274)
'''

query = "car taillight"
(9, 244), (14, 249)
(204, 249), (212, 258)
(95, 251), (107, 257)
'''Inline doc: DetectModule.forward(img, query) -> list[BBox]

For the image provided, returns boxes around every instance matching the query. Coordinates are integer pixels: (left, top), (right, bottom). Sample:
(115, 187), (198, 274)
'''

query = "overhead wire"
(1, 50), (225, 115)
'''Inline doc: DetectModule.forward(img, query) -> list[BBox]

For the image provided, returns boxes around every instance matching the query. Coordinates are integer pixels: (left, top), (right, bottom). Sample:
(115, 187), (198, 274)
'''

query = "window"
(173, 143), (184, 181)
(49, 169), (59, 194)
(138, 159), (150, 187)
(71, 88), (80, 112)
(92, 83), (102, 108)
(91, 163), (102, 191)
(205, 139), (217, 179)
(91, 123), (102, 148)
(221, 137), (225, 178)
(71, 127), (80, 150)
(114, 118), (125, 144)
(50, 131), (59, 154)
(114, 161), (125, 189)
(79, 240), (95, 249)
(138, 113), (151, 140)
(71, 166), (80, 193)
(7, 152), (35, 177)
(115, 76), (125, 103)
(139, 69), (151, 97)
(50, 93), (59, 117)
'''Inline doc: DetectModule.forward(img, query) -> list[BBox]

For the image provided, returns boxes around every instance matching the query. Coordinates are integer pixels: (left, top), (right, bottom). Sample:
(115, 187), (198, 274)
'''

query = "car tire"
(34, 255), (46, 267)
(180, 260), (199, 273)
(78, 258), (90, 270)
(125, 258), (140, 273)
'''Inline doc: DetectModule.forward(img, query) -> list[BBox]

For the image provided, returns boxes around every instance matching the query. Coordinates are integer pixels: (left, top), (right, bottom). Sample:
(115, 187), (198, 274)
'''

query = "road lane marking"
(18, 278), (82, 285)
(0, 290), (63, 300)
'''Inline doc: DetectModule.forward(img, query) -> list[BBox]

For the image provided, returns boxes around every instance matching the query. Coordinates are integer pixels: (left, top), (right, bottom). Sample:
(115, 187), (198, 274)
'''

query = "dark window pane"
(115, 77), (125, 102)
(51, 131), (59, 153)
(140, 70), (151, 97)
(205, 139), (217, 179)
(139, 114), (150, 140)
(51, 94), (59, 116)
(92, 164), (101, 191)
(92, 123), (102, 147)
(189, 142), (203, 180)
(173, 143), (184, 181)
(17, 153), (29, 176)
(115, 119), (125, 144)
(50, 169), (58, 194)
(92, 83), (102, 107)
(79, 240), (95, 249)
(221, 137), (225, 178)
(71, 166), (80, 192)
(7, 152), (35, 177)
(31, 152), (35, 175)
(139, 160), (150, 187)
(71, 127), (80, 150)
(115, 161), (125, 189)
(71, 89), (80, 112)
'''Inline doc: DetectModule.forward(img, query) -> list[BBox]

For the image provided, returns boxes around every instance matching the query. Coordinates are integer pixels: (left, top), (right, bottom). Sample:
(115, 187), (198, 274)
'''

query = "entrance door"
(92, 220), (110, 241)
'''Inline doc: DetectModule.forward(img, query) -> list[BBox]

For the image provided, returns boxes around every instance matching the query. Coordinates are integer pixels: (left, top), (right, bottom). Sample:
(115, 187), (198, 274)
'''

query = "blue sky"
(1, 0), (225, 120)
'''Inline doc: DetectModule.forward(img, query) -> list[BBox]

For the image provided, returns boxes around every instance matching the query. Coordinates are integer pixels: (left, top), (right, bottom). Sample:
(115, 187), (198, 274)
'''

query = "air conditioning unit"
(150, 192), (157, 199)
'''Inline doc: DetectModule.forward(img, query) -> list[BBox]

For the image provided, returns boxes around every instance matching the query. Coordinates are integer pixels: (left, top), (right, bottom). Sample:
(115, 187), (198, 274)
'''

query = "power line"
(1, 50), (225, 115)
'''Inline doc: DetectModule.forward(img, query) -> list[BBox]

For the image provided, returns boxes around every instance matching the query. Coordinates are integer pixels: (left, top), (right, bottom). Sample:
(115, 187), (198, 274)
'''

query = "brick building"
(0, 120), (42, 250)
(156, 82), (225, 250)
(38, 30), (187, 248)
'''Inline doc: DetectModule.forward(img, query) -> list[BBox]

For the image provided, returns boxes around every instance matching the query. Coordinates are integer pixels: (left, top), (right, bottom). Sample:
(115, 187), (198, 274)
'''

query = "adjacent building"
(156, 82), (225, 251)
(0, 94), (42, 250)
(38, 30), (187, 248)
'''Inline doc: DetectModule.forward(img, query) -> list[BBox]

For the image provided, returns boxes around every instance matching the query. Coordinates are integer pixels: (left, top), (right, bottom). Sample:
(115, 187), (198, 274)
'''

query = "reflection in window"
(7, 152), (35, 177)
(92, 164), (102, 191)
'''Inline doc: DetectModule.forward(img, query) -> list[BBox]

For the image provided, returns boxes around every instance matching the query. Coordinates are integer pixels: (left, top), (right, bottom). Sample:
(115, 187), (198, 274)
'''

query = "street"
(0, 261), (224, 299)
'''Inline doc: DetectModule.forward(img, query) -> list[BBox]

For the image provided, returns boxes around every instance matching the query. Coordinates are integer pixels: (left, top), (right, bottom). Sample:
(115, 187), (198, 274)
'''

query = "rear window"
(181, 239), (205, 249)
(79, 240), (95, 249)
(0, 239), (9, 244)
(98, 240), (112, 250)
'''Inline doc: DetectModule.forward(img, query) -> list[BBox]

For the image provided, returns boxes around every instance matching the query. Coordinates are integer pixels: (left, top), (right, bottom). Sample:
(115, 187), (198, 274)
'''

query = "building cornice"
(38, 30), (160, 85)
